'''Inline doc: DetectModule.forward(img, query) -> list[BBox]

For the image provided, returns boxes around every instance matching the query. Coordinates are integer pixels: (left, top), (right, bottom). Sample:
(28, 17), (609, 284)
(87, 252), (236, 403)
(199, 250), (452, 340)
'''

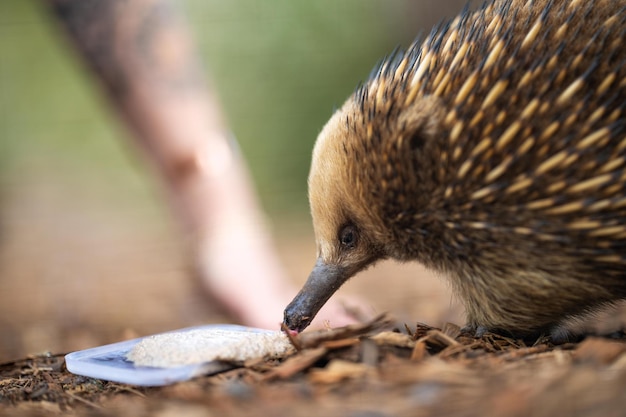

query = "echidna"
(283, 0), (626, 338)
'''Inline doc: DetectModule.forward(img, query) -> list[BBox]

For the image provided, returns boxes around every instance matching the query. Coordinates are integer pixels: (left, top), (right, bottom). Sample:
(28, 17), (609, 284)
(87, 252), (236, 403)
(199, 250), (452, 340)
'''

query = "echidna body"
(283, 0), (626, 337)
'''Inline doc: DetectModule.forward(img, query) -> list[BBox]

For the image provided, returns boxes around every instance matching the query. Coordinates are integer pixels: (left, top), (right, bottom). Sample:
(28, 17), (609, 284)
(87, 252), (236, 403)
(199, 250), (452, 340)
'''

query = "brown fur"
(288, 0), (626, 337)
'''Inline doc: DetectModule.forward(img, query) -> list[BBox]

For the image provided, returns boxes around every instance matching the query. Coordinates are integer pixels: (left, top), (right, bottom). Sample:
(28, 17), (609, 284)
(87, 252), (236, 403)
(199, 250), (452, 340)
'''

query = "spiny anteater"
(283, 0), (626, 338)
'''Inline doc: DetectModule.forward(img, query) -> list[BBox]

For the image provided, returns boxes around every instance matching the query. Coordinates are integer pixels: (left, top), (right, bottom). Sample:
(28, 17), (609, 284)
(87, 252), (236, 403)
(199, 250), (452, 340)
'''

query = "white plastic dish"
(65, 324), (274, 386)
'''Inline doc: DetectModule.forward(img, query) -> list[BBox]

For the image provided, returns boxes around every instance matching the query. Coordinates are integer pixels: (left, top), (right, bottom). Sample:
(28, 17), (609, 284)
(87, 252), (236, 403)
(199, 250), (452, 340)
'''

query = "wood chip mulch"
(2, 314), (626, 417)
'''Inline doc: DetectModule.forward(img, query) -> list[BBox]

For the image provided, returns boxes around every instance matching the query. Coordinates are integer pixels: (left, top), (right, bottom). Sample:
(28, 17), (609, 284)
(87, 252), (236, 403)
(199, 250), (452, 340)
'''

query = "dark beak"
(283, 258), (349, 332)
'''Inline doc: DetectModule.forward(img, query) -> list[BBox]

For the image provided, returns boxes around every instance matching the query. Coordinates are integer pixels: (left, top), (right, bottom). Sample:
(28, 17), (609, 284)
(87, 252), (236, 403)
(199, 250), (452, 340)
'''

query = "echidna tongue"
(283, 258), (347, 332)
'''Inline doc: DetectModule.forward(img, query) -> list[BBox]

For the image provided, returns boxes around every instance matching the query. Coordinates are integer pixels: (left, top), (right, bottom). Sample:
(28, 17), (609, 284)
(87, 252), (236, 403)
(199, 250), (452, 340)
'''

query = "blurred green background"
(0, 0), (467, 217)
(0, 0), (467, 359)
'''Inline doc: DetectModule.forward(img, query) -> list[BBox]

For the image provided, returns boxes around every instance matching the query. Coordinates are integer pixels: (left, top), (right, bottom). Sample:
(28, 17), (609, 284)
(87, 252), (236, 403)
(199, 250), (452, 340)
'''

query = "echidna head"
(283, 101), (386, 332)
(284, 64), (446, 332)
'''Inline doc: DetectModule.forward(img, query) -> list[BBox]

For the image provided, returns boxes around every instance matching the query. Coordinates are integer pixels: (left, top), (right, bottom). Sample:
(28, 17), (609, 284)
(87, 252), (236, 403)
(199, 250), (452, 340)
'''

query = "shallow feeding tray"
(65, 324), (293, 386)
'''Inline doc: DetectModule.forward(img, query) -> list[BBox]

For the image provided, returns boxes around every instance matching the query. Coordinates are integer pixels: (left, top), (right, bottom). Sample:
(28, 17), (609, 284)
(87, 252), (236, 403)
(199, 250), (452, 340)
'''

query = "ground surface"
(2, 316), (626, 417)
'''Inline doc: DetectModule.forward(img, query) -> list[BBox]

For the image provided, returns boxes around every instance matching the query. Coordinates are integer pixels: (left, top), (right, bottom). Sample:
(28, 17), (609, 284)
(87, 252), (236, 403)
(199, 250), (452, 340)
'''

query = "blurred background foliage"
(0, 0), (467, 217)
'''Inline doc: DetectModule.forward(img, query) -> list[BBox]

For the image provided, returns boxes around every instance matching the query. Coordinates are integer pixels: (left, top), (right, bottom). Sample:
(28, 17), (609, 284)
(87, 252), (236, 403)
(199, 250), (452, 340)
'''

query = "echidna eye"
(339, 224), (358, 249)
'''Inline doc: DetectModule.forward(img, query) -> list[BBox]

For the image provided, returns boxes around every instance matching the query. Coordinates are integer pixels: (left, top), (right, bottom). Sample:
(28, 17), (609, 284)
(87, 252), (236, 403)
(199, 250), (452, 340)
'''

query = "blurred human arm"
(43, 0), (362, 329)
